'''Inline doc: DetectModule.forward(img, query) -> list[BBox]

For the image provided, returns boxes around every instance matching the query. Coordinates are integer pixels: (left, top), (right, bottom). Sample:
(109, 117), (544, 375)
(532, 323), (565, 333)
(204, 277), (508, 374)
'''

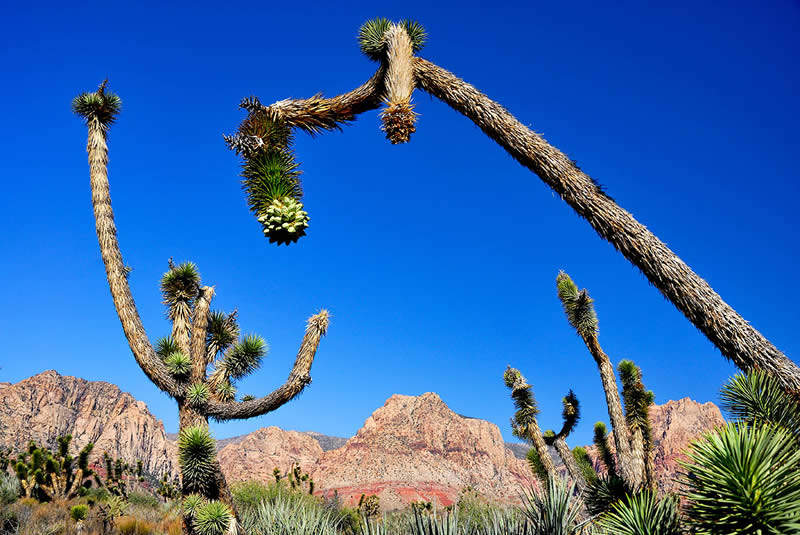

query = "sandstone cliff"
(219, 427), (323, 483)
(0, 371), (176, 477)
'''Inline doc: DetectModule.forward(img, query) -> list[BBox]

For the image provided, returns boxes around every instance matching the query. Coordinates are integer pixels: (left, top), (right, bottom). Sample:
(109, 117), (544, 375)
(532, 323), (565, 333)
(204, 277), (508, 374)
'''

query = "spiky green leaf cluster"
(71, 81), (121, 127)
(593, 422), (616, 477)
(618, 360), (654, 442)
(155, 336), (180, 360)
(183, 493), (206, 519)
(556, 271), (598, 338)
(358, 18), (427, 61)
(70, 504), (89, 522)
(503, 367), (539, 442)
(680, 422), (800, 535)
(241, 394), (255, 402)
(521, 478), (583, 535)
(558, 390), (580, 439)
(161, 262), (200, 314)
(216, 380), (236, 403)
(598, 492), (681, 535)
(526, 447), (549, 486)
(242, 150), (303, 210)
(572, 446), (598, 485)
(206, 310), (239, 360)
(187, 383), (210, 407)
(193, 501), (233, 535)
(165, 351), (191, 378)
(585, 474), (631, 516)
(219, 335), (267, 381)
(178, 426), (217, 495)
(721, 370), (800, 439)
(257, 196), (309, 245)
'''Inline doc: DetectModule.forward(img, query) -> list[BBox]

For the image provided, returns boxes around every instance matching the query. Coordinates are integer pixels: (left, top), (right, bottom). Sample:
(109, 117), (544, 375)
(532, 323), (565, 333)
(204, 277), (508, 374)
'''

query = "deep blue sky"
(1, 1), (798, 448)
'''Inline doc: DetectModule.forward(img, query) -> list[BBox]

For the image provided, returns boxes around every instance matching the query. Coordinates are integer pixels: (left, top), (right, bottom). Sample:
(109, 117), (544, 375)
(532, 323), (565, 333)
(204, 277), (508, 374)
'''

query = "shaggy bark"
(85, 121), (179, 396)
(528, 420), (557, 483)
(411, 57), (799, 393)
(552, 437), (587, 493)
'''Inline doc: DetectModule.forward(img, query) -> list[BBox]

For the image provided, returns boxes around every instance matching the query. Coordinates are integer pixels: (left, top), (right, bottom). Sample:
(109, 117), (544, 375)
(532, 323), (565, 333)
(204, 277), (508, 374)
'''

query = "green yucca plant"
(680, 422), (800, 535)
(584, 474), (631, 517)
(220, 335), (267, 380)
(165, 351), (191, 377)
(721, 370), (800, 438)
(161, 261), (200, 311)
(155, 336), (180, 359)
(194, 500), (234, 535)
(358, 18), (427, 61)
(556, 271), (597, 338)
(598, 491), (681, 535)
(187, 383), (210, 407)
(71, 80), (121, 127)
(183, 493), (206, 519)
(520, 478), (583, 535)
(178, 426), (217, 495)
(592, 422), (616, 477)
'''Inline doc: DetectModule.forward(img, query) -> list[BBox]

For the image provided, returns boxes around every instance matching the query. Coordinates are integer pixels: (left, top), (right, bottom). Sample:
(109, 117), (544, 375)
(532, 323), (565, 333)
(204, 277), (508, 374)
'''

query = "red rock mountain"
(0, 371), (176, 477)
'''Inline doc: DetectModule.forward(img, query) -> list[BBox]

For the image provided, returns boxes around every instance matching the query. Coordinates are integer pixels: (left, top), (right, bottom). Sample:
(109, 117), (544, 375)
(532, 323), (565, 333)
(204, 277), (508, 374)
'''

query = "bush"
(0, 472), (20, 505)
(681, 422), (800, 535)
(117, 515), (157, 535)
(127, 491), (161, 509)
(240, 490), (342, 535)
(70, 504), (89, 522)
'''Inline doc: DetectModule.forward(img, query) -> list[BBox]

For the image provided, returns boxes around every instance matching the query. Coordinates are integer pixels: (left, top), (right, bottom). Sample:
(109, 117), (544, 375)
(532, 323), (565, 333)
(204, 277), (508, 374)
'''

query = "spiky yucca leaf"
(558, 390), (580, 438)
(680, 422), (800, 535)
(521, 477), (582, 535)
(556, 271), (598, 338)
(257, 196), (309, 245)
(165, 351), (191, 378)
(585, 474), (631, 516)
(215, 380), (236, 403)
(241, 395), (255, 402)
(598, 492), (681, 535)
(187, 383), (210, 407)
(194, 501), (233, 535)
(593, 422), (617, 477)
(572, 446), (598, 484)
(72, 81), (121, 127)
(206, 310), (239, 360)
(358, 18), (426, 61)
(221, 335), (267, 380)
(178, 426), (217, 495)
(228, 108), (293, 158)
(721, 370), (800, 438)
(183, 493), (206, 519)
(503, 367), (539, 437)
(156, 336), (180, 360)
(242, 149), (303, 210)
(161, 262), (200, 311)
(618, 360), (654, 440)
(526, 447), (549, 486)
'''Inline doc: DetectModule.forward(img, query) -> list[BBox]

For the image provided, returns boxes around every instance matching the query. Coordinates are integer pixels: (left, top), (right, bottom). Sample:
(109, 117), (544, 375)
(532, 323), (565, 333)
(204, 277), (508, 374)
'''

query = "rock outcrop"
(219, 427), (323, 483)
(0, 371), (176, 477)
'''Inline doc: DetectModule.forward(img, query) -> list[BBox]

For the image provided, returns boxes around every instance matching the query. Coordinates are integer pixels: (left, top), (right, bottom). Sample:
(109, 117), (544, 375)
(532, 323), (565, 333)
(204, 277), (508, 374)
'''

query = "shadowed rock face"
(0, 371), (177, 477)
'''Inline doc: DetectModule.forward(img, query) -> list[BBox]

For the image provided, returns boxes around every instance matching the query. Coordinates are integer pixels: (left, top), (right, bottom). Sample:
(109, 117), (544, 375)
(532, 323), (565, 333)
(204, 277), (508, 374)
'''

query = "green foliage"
(239, 488), (342, 535)
(187, 383), (210, 407)
(222, 335), (267, 380)
(193, 500), (233, 535)
(358, 18), (426, 61)
(72, 81), (122, 126)
(127, 490), (161, 509)
(409, 508), (459, 535)
(11, 435), (95, 501)
(70, 504), (89, 522)
(556, 271), (598, 338)
(0, 472), (20, 505)
(571, 446), (598, 485)
(503, 367), (539, 440)
(558, 391), (580, 438)
(155, 336), (180, 360)
(721, 370), (800, 438)
(521, 478), (583, 535)
(241, 394), (256, 402)
(598, 491), (681, 535)
(357, 494), (380, 518)
(618, 360), (654, 442)
(160, 261), (200, 312)
(178, 426), (217, 495)
(585, 474), (631, 516)
(680, 422), (800, 535)
(183, 493), (207, 519)
(165, 351), (191, 378)
(526, 447), (548, 486)
(206, 310), (240, 359)
(592, 422), (616, 477)
(216, 380), (236, 402)
(157, 473), (181, 501)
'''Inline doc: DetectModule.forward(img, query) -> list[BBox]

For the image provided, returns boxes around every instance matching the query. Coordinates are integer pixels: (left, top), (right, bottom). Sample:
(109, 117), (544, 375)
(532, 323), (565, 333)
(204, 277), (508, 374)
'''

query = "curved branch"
(204, 310), (330, 420)
(86, 121), (180, 397)
(412, 57), (800, 393)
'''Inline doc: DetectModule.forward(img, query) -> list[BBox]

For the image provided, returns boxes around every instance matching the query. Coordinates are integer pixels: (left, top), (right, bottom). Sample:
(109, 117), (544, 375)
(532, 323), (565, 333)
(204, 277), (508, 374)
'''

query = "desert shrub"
(0, 472), (20, 505)
(127, 491), (161, 509)
(70, 504), (89, 522)
(597, 491), (681, 535)
(680, 422), (800, 535)
(233, 479), (321, 514)
(240, 490), (342, 535)
(193, 501), (233, 535)
(117, 515), (157, 535)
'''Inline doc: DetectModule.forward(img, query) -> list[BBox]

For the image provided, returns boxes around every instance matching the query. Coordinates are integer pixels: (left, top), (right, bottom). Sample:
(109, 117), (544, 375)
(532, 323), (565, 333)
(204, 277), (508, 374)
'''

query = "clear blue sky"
(1, 0), (798, 448)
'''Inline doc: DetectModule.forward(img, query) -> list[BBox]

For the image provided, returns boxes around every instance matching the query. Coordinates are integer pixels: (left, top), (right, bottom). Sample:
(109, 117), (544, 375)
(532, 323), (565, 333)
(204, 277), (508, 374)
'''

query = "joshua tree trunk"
(528, 420), (557, 483)
(582, 333), (643, 489)
(551, 437), (587, 494)
(410, 58), (799, 394)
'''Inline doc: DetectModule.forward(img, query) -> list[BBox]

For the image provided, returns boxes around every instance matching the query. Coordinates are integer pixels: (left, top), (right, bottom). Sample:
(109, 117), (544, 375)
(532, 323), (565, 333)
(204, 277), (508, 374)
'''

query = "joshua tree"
(12, 436), (95, 501)
(618, 360), (656, 490)
(555, 271), (643, 490)
(503, 366), (557, 484)
(73, 82), (330, 532)
(225, 18), (799, 394)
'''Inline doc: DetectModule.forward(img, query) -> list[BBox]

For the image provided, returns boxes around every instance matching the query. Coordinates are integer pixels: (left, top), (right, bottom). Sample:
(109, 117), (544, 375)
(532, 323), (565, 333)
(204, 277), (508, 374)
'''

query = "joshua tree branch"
(411, 56), (799, 392)
(204, 310), (329, 420)
(189, 286), (214, 383)
(85, 121), (180, 397)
